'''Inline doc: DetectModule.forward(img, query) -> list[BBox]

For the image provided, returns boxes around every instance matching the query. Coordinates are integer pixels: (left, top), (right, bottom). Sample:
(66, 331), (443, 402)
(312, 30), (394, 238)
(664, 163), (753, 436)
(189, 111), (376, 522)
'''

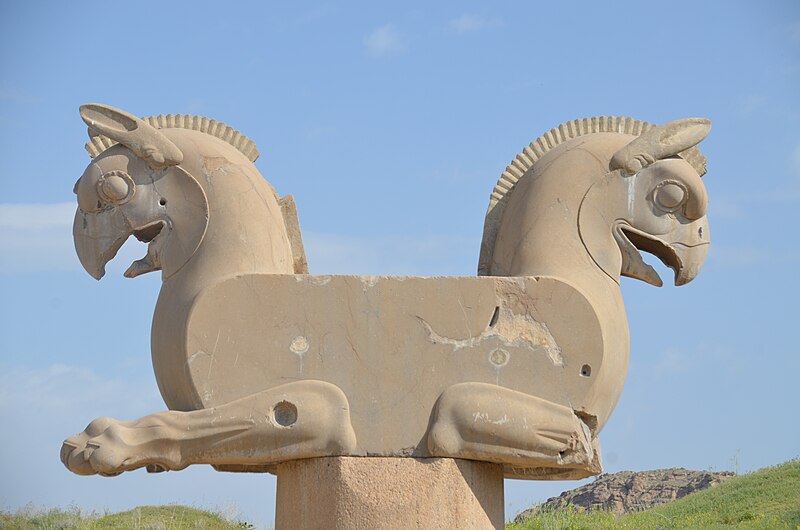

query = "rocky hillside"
(515, 468), (735, 521)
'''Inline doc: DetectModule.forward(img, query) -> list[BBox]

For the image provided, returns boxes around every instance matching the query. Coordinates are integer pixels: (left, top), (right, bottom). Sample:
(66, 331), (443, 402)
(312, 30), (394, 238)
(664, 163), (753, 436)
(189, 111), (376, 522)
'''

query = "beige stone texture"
(275, 457), (504, 530)
(61, 105), (713, 485)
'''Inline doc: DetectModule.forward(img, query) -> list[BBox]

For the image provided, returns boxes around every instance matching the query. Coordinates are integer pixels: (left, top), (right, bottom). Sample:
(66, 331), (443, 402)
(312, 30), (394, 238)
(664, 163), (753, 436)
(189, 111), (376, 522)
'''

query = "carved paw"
(61, 416), (183, 476)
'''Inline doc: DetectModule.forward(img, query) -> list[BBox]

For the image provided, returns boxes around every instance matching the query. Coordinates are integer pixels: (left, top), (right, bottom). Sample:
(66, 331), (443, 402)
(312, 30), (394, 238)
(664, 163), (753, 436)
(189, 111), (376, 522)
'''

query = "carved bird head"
(581, 118), (712, 287)
(73, 104), (208, 280)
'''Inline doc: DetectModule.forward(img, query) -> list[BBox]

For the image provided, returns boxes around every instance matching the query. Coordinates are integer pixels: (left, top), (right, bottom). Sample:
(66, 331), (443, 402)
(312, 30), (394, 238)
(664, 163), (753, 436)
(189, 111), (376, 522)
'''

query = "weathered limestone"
(61, 103), (713, 525)
(275, 457), (504, 530)
(515, 467), (736, 519)
(187, 275), (604, 478)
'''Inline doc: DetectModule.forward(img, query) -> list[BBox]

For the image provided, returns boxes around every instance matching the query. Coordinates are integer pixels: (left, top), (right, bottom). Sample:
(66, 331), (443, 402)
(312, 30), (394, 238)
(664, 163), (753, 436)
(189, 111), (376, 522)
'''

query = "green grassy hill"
(509, 460), (800, 529)
(0, 505), (249, 529)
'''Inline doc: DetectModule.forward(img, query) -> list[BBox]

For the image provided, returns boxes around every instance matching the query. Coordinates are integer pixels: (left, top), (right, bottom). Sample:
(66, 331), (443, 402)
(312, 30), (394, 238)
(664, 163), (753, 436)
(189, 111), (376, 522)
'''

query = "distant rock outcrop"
(515, 468), (735, 520)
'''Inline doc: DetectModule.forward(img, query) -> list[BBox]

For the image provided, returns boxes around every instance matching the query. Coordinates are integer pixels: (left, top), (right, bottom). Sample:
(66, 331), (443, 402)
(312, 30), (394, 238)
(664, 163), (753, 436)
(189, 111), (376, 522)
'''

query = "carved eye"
(97, 171), (134, 205)
(653, 181), (687, 212)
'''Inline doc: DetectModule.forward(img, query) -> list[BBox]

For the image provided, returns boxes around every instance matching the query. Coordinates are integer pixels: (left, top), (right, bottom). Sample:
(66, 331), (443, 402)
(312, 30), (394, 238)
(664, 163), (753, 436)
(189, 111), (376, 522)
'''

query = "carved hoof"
(61, 417), (118, 475)
(61, 415), (183, 476)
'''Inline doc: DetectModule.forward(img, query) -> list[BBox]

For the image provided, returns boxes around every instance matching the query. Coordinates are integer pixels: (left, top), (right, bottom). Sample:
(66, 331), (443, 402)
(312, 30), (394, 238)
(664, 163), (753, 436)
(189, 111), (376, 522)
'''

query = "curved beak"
(616, 216), (710, 287)
(670, 217), (710, 286)
(73, 208), (131, 280)
(671, 242), (709, 286)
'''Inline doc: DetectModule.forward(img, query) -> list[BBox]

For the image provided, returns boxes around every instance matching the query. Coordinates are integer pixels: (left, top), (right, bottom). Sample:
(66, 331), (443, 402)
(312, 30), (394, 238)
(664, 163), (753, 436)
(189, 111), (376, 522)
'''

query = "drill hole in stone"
(488, 306), (500, 328)
(159, 198), (167, 206)
(580, 364), (592, 377)
(272, 401), (298, 427)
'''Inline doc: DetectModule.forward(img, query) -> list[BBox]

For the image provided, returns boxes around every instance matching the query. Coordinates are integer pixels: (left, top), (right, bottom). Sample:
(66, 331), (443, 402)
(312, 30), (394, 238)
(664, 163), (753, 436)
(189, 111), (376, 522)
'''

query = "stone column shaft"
(275, 457), (504, 529)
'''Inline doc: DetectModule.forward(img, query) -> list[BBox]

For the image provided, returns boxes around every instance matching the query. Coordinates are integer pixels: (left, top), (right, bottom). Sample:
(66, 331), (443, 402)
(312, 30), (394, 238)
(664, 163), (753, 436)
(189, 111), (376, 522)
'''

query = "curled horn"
(610, 118), (711, 176)
(79, 103), (183, 168)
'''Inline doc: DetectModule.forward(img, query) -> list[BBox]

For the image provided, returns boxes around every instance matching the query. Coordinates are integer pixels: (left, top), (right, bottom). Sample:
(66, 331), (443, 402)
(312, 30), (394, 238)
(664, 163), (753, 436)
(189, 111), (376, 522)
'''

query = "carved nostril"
(698, 226), (703, 239)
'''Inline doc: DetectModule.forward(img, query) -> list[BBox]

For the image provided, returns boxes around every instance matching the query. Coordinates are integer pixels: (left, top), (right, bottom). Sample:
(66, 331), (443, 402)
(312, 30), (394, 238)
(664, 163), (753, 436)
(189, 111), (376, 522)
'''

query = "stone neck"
(491, 185), (625, 313)
(161, 170), (295, 300)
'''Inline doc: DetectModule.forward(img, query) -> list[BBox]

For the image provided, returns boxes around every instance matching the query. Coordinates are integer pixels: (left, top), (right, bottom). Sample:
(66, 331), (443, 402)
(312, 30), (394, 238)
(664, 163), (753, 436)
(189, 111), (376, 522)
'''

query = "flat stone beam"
(275, 457), (504, 529)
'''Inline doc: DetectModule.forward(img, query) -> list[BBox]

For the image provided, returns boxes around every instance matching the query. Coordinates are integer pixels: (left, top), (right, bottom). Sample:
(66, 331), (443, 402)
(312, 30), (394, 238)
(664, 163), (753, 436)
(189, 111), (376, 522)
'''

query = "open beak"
(615, 217), (710, 287)
(73, 207), (167, 280)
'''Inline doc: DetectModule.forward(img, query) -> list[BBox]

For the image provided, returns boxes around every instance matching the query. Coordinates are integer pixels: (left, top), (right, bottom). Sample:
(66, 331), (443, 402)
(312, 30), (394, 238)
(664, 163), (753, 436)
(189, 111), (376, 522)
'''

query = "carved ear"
(610, 118), (711, 176)
(79, 103), (184, 168)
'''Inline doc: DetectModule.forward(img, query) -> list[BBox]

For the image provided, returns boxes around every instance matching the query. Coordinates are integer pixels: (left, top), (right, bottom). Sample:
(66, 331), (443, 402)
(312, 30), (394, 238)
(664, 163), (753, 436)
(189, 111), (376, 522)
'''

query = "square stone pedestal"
(275, 457), (504, 529)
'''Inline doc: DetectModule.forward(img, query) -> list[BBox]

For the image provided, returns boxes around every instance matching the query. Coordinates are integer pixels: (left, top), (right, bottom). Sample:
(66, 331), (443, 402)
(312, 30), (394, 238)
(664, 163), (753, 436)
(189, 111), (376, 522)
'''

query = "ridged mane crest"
(478, 116), (707, 275)
(85, 114), (260, 162)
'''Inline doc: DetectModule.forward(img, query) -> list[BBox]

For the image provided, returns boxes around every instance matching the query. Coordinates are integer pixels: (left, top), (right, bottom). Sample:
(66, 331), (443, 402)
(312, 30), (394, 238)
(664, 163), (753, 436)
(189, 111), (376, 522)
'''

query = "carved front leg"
(61, 380), (357, 476)
(427, 382), (602, 479)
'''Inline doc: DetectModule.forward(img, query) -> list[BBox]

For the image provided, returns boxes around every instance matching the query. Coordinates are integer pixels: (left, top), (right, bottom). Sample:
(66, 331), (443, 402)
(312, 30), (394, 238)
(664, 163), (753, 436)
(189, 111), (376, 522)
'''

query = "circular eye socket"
(97, 171), (133, 204)
(654, 181), (686, 212)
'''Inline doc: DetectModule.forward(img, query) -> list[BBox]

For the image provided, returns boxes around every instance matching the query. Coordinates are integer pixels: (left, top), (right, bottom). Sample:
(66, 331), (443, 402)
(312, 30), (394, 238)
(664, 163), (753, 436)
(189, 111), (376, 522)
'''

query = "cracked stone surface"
(184, 274), (602, 475)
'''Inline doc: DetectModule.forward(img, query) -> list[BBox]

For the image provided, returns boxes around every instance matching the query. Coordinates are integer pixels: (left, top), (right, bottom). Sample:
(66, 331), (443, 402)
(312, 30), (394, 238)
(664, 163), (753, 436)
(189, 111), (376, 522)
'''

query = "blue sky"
(0, 1), (798, 527)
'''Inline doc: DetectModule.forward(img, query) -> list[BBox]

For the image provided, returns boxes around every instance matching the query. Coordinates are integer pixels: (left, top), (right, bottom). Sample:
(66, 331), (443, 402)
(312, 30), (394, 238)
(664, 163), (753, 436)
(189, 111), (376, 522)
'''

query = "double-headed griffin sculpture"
(62, 104), (711, 480)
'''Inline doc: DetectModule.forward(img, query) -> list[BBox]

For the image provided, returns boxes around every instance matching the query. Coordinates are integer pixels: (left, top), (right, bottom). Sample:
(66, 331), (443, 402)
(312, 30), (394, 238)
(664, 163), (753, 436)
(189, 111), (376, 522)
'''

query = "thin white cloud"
(0, 202), (74, 230)
(449, 13), (501, 34)
(364, 24), (406, 56)
(0, 202), (149, 274)
(0, 202), (76, 272)
(0, 363), (159, 417)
